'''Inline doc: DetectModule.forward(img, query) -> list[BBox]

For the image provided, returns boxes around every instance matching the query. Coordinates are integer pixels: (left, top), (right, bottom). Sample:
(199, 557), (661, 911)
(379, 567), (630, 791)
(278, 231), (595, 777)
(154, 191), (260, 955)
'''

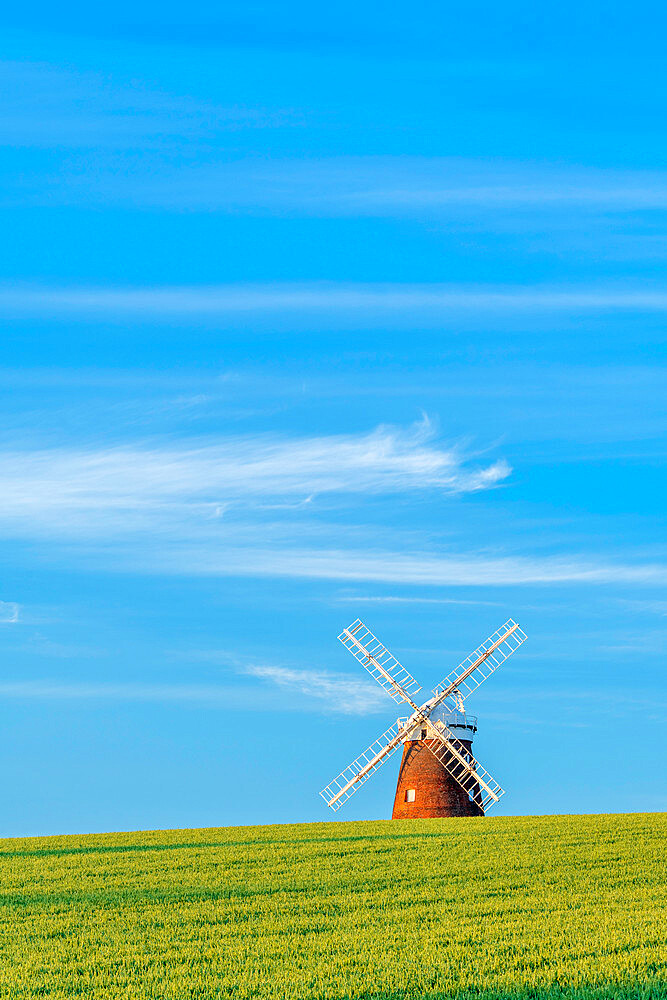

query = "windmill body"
(320, 619), (527, 819)
(391, 706), (480, 818)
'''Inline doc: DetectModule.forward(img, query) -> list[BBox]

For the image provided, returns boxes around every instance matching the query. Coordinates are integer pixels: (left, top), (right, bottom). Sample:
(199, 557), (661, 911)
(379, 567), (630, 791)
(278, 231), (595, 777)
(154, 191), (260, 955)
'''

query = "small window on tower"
(405, 789), (416, 803)
(420, 728), (427, 739)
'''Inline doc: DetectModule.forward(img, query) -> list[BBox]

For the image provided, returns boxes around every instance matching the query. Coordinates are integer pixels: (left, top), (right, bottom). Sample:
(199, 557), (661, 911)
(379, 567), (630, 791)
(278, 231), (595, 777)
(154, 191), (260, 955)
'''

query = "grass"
(0, 812), (665, 999)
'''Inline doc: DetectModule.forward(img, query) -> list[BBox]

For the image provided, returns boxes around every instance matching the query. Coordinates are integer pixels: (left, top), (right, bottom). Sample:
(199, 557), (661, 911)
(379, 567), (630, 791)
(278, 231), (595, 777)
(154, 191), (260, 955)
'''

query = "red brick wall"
(391, 739), (485, 819)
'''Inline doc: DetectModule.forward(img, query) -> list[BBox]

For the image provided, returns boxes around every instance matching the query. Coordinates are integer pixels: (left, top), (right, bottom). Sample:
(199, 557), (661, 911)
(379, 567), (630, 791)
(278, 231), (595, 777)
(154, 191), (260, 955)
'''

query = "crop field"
(0, 812), (665, 999)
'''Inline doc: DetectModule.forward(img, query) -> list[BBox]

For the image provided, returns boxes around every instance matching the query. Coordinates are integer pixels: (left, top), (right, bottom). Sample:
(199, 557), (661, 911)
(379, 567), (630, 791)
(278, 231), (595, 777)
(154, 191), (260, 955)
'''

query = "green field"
(0, 812), (665, 999)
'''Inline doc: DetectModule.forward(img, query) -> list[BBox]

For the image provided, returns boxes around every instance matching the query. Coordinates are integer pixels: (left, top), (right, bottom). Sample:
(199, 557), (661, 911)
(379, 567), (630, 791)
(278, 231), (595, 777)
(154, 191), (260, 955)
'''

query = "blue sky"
(1, 3), (666, 837)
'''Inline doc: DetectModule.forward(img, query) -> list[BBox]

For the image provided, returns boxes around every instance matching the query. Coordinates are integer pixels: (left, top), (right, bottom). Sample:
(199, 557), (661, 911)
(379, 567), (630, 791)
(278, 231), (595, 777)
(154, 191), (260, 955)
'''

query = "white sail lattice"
(433, 619), (527, 705)
(338, 619), (421, 704)
(320, 721), (404, 811)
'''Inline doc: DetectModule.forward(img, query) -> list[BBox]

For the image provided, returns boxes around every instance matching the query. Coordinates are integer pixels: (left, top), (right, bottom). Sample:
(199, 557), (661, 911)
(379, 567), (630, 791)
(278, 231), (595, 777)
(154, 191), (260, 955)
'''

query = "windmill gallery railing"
(396, 713), (478, 735)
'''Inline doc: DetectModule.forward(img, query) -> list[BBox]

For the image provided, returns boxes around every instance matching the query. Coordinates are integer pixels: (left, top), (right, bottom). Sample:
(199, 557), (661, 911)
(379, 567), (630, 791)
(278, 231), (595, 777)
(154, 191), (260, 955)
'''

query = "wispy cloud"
(3, 282), (667, 322)
(0, 681), (235, 701)
(0, 415), (664, 588)
(0, 670), (389, 716)
(334, 594), (502, 606)
(618, 599), (667, 616)
(0, 601), (19, 623)
(13, 151), (667, 216)
(150, 547), (667, 587)
(0, 59), (293, 148)
(182, 158), (667, 215)
(0, 419), (509, 538)
(243, 664), (388, 714)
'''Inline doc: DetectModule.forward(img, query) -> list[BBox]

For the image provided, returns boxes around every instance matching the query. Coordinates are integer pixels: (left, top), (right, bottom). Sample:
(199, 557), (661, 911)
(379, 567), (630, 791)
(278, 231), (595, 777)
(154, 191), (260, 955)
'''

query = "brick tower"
(391, 706), (483, 818)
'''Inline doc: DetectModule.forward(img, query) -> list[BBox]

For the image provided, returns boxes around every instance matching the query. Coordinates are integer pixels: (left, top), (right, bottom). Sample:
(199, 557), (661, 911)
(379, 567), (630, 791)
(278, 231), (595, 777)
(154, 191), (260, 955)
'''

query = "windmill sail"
(338, 619), (421, 705)
(432, 619), (526, 707)
(320, 720), (406, 811)
(422, 727), (505, 811)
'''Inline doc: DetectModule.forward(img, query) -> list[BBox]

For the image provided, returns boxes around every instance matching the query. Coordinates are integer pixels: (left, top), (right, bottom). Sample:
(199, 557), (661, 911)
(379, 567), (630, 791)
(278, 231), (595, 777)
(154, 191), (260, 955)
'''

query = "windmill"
(320, 619), (527, 818)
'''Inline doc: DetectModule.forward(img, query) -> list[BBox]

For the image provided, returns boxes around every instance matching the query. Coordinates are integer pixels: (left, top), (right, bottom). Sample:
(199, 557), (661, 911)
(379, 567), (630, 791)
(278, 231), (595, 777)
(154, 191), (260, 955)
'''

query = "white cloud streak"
(0, 682), (236, 701)
(243, 664), (388, 714)
(0, 420), (662, 592)
(335, 594), (502, 606)
(618, 599), (667, 616)
(0, 420), (509, 536)
(0, 416), (663, 588)
(14, 148), (667, 215)
(0, 601), (19, 623)
(0, 671), (389, 716)
(203, 159), (667, 214)
(150, 547), (667, 587)
(0, 59), (290, 148)
(2, 283), (667, 320)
